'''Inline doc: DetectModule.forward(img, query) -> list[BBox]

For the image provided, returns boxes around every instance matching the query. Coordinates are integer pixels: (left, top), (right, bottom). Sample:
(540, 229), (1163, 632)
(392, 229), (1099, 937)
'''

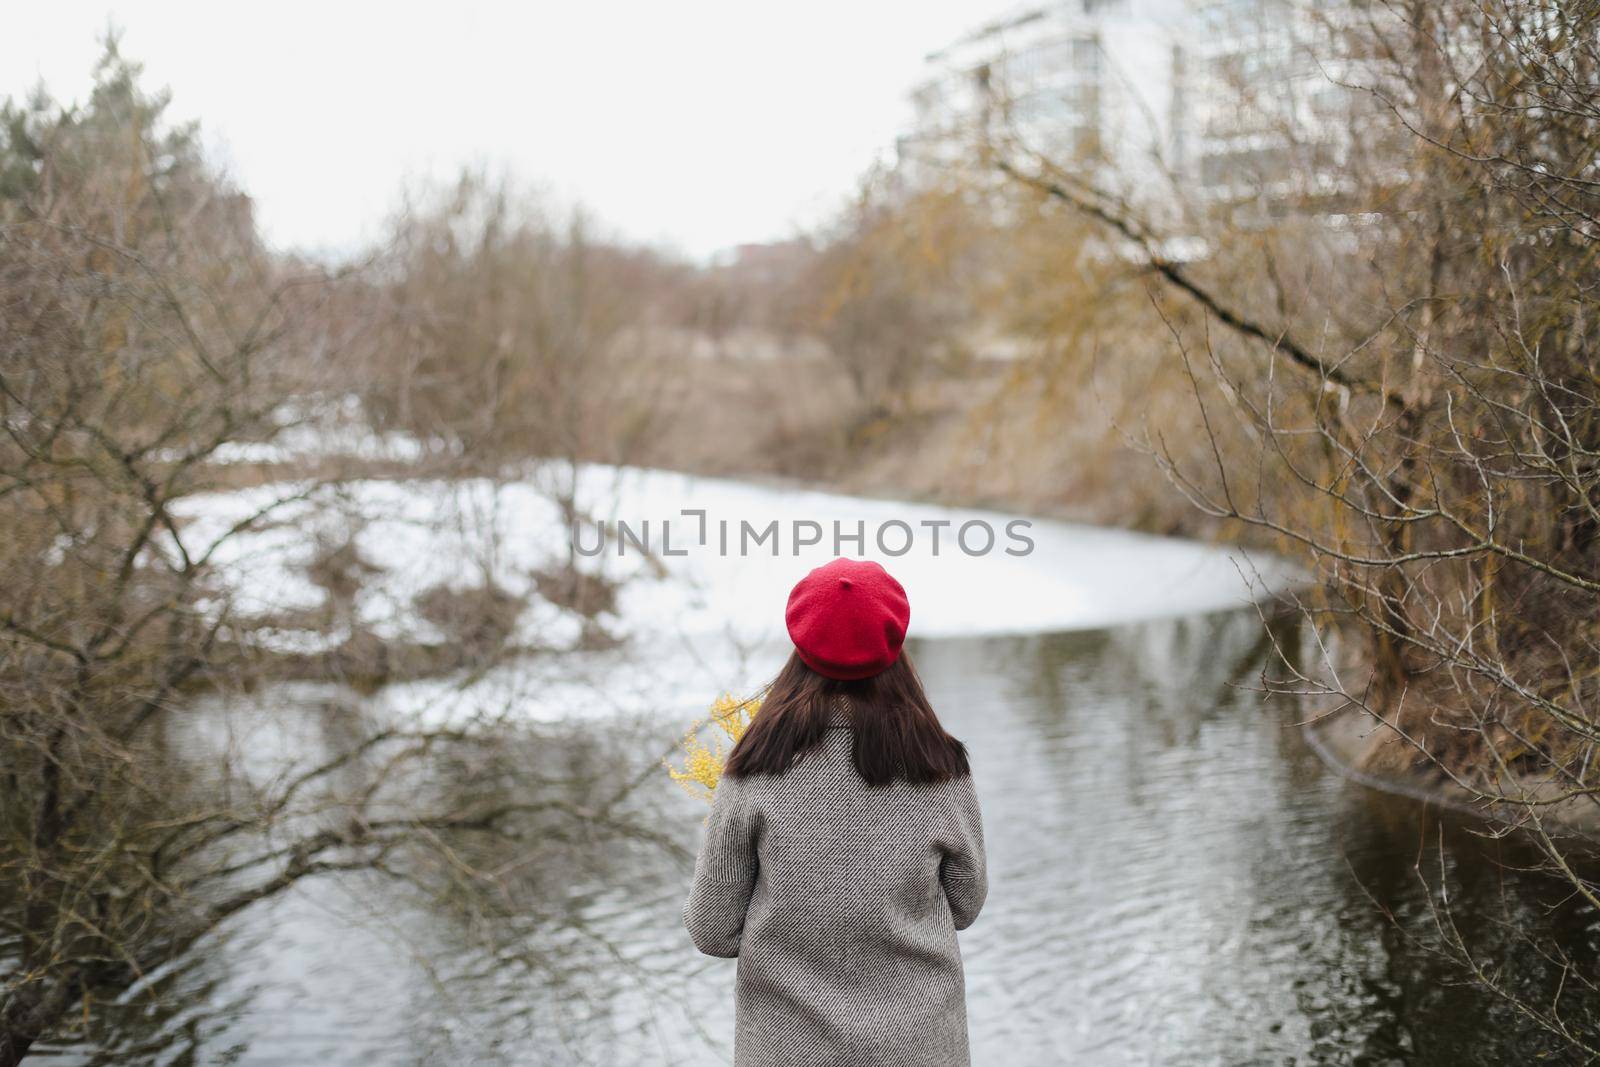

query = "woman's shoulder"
(937, 770), (981, 820)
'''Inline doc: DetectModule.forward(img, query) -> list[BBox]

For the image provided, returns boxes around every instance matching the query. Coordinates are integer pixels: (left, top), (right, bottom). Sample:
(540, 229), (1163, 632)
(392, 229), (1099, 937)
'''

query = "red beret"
(785, 558), (910, 680)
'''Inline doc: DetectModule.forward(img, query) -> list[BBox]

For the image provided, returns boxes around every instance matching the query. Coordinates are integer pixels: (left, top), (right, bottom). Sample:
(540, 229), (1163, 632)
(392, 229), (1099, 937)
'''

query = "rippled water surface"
(46, 609), (1600, 1065)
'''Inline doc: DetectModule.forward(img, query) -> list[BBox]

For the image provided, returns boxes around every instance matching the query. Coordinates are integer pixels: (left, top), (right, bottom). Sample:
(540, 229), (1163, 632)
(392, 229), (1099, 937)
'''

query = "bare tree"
(985, 0), (1600, 1052)
(0, 46), (674, 1064)
(792, 171), (983, 425)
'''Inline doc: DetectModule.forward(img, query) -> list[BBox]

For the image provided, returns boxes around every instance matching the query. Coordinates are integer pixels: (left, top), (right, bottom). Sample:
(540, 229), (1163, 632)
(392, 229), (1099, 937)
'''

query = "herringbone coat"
(683, 718), (987, 1067)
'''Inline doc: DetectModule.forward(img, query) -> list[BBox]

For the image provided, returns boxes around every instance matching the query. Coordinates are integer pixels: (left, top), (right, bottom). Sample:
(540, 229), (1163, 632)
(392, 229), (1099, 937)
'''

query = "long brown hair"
(723, 649), (969, 786)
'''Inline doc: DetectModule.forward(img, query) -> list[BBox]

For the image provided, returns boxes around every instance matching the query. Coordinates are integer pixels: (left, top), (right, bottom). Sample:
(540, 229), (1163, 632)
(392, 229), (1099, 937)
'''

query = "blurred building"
(901, 0), (1391, 217)
(899, 0), (1198, 205)
(1190, 0), (1395, 209)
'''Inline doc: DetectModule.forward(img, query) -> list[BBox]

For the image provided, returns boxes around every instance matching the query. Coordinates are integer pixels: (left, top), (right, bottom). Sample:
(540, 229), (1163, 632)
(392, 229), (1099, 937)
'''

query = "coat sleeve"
(938, 774), (988, 931)
(683, 774), (761, 958)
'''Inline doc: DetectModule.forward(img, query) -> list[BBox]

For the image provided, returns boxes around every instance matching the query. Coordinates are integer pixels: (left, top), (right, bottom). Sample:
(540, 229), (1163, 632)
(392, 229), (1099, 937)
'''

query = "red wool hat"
(785, 558), (911, 681)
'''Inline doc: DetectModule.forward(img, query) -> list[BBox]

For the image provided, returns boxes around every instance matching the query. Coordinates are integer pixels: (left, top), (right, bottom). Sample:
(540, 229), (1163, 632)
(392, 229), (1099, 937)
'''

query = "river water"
(39, 471), (1600, 1064)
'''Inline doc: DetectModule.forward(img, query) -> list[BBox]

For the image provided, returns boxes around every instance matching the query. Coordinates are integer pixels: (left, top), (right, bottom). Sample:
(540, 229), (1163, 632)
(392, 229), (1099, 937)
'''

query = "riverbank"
(1304, 705), (1600, 841)
(615, 348), (1260, 545)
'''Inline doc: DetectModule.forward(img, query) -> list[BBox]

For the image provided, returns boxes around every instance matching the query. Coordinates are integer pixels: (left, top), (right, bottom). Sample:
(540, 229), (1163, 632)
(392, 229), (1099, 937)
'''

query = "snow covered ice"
(172, 464), (1305, 723)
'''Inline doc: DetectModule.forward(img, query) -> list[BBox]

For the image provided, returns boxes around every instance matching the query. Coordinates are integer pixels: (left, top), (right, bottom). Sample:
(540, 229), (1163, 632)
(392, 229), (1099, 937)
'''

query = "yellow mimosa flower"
(665, 693), (762, 803)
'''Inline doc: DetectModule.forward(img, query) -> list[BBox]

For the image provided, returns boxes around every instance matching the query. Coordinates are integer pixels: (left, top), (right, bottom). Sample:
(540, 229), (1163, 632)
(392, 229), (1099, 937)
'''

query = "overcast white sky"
(3, 1), (1019, 260)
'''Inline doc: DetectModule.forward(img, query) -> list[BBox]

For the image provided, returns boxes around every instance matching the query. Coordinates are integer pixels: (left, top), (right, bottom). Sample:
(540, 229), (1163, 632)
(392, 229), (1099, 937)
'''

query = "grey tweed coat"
(683, 719), (987, 1067)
